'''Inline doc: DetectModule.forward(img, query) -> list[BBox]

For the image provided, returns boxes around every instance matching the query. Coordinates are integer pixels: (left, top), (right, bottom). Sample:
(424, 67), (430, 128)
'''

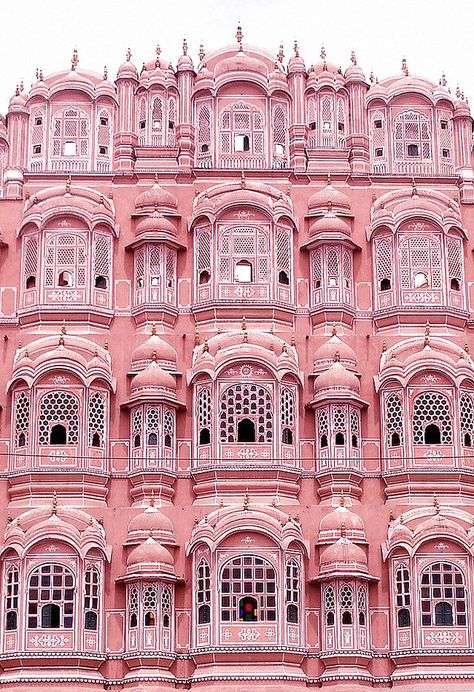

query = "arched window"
(333, 407), (346, 446)
(5, 567), (19, 631)
(285, 559), (299, 624)
(324, 585), (335, 626)
(375, 236), (393, 295)
(235, 259), (253, 283)
(129, 585), (139, 628)
(272, 105), (287, 166)
(84, 566), (100, 631)
(357, 585), (367, 626)
(281, 386), (296, 446)
(385, 393), (404, 448)
(218, 226), (270, 288)
(52, 108), (90, 164)
(27, 564), (74, 629)
(318, 409), (329, 450)
(44, 234), (87, 291)
(197, 387), (212, 446)
(88, 392), (106, 449)
(219, 103), (264, 162)
(38, 391), (79, 446)
(220, 383), (273, 443)
(412, 392), (452, 445)
(399, 236), (442, 292)
(143, 585), (158, 626)
(15, 390), (30, 449)
(460, 391), (474, 447)
(197, 104), (211, 166)
(164, 410), (174, 449)
(220, 555), (276, 622)
(237, 418), (255, 442)
(395, 565), (411, 627)
(146, 408), (160, 450)
(197, 559), (211, 624)
(420, 562), (466, 627)
(340, 584), (353, 624)
(161, 586), (172, 630)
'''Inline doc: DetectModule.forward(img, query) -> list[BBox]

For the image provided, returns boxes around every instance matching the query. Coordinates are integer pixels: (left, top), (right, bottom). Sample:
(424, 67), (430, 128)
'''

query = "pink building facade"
(0, 31), (474, 689)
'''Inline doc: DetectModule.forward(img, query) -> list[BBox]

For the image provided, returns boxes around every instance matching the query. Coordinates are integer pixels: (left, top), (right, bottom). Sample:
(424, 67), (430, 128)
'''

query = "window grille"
(395, 565), (411, 627)
(447, 237), (463, 289)
(324, 585), (335, 625)
(135, 248), (145, 290)
(337, 97), (346, 146)
(340, 583), (353, 624)
(285, 559), (299, 623)
(385, 393), (404, 447)
(44, 233), (87, 289)
(350, 409), (360, 446)
(357, 585), (367, 625)
(320, 95), (334, 147)
(129, 584), (139, 627)
(370, 111), (387, 163)
(318, 408), (329, 448)
(161, 586), (172, 629)
(219, 103), (265, 159)
(280, 387), (296, 429)
(197, 558), (211, 624)
(393, 111), (432, 161)
(93, 234), (111, 287)
(30, 108), (45, 161)
(23, 237), (38, 287)
(165, 249), (175, 299)
(197, 387), (212, 444)
(84, 566), (100, 630)
(5, 567), (19, 631)
(164, 409), (174, 441)
(0, 143), (7, 185)
(438, 112), (454, 168)
(152, 97), (163, 144)
(219, 383), (272, 443)
(399, 235), (442, 290)
(420, 562), (466, 627)
(312, 248), (323, 289)
(52, 108), (90, 160)
(38, 391), (79, 445)
(143, 585), (158, 626)
(27, 564), (75, 629)
(88, 392), (106, 448)
(218, 226), (270, 285)
(220, 555), (276, 622)
(167, 98), (176, 145)
(375, 236), (393, 291)
(132, 409), (143, 437)
(15, 391), (30, 447)
(460, 392), (474, 446)
(412, 391), (452, 445)
(197, 105), (211, 153)
(276, 228), (291, 286)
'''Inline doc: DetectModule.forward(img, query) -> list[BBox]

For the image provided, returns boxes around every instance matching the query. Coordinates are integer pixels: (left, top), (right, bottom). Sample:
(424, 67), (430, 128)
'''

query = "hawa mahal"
(0, 26), (473, 690)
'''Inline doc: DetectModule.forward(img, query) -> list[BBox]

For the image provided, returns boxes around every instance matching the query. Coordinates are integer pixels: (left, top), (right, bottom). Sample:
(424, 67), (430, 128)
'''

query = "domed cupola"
(127, 536), (175, 578)
(313, 327), (357, 372)
(313, 354), (361, 400)
(308, 211), (352, 241)
(287, 40), (306, 74)
(344, 50), (366, 82)
(319, 496), (366, 544)
(134, 210), (179, 244)
(134, 180), (178, 215)
(319, 526), (368, 577)
(130, 356), (177, 397)
(117, 48), (138, 80)
(127, 495), (175, 546)
(131, 328), (177, 372)
(308, 175), (351, 216)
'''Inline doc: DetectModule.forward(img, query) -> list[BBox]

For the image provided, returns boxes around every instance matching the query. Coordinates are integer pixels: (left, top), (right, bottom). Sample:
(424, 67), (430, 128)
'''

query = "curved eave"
(300, 234), (361, 251)
(125, 234), (186, 251)
(312, 570), (379, 582)
(116, 571), (180, 584)
(307, 393), (369, 409)
(121, 393), (185, 410)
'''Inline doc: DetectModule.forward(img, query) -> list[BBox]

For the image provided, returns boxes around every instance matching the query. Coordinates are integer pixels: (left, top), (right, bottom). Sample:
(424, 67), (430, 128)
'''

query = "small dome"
(215, 50), (268, 78)
(177, 41), (194, 71)
(308, 181), (351, 213)
(320, 501), (365, 536)
(127, 536), (174, 567)
(117, 51), (138, 80)
(320, 536), (367, 574)
(135, 212), (176, 237)
(135, 183), (178, 211)
(131, 333), (177, 370)
(309, 213), (350, 238)
(344, 54), (365, 81)
(314, 360), (360, 396)
(131, 361), (176, 392)
(314, 331), (357, 370)
(128, 504), (174, 540)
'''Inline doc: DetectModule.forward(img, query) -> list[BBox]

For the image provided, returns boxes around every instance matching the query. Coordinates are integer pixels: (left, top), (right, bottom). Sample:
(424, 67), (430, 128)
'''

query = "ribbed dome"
(131, 333), (177, 370)
(320, 502), (365, 535)
(135, 212), (176, 237)
(135, 183), (178, 211)
(129, 506), (174, 536)
(215, 50), (268, 77)
(308, 182), (351, 212)
(314, 360), (360, 395)
(127, 536), (174, 567)
(309, 214), (350, 237)
(131, 361), (176, 392)
(320, 536), (367, 574)
(314, 332), (357, 369)
(117, 51), (138, 80)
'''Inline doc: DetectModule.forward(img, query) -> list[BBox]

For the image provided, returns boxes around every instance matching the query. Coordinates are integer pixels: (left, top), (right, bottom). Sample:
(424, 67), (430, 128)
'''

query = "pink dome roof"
(314, 360), (360, 395)
(132, 333), (177, 369)
(131, 361), (176, 392)
(214, 50), (268, 77)
(127, 536), (174, 567)
(135, 183), (178, 211)
(308, 181), (351, 212)
(309, 214), (350, 238)
(129, 506), (174, 536)
(320, 536), (367, 574)
(135, 212), (177, 237)
(320, 503), (365, 534)
(117, 50), (138, 80)
(314, 332), (357, 369)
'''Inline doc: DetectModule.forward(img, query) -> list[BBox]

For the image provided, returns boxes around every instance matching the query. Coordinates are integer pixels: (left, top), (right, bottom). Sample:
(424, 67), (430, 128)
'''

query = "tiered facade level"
(0, 31), (474, 690)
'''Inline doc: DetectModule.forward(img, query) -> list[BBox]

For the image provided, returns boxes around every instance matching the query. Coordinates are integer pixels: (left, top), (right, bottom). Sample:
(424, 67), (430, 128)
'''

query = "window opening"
(421, 562), (466, 627)
(235, 259), (253, 283)
(28, 564), (74, 629)
(50, 424), (67, 445)
(220, 555), (276, 623)
(237, 418), (256, 443)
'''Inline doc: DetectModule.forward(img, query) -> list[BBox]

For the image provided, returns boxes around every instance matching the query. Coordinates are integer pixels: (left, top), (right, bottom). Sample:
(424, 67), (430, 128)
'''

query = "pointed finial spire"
(126, 48), (132, 62)
(401, 56), (408, 76)
(291, 332), (296, 347)
(236, 23), (243, 51)
(151, 322), (157, 335)
(320, 45), (326, 60)
(51, 491), (58, 515)
(334, 350), (340, 363)
(71, 47), (79, 71)
(424, 321), (430, 348)
(59, 331), (65, 346)
(440, 72), (447, 87)
(104, 339), (109, 351)
(61, 321), (67, 335)
(7, 511), (12, 523)
(389, 510), (394, 522)
(340, 521), (346, 538)
(182, 37), (188, 55)
(195, 327), (200, 345)
(241, 316), (247, 332)
(243, 488), (249, 510)
(339, 494), (346, 507)
(65, 175), (71, 194)
(293, 40), (299, 57)
(331, 324), (337, 337)
(456, 85), (462, 98)
(151, 349), (157, 363)
(350, 50), (357, 65)
(433, 494), (440, 514)
(240, 170), (246, 189)
(278, 42), (284, 63)
(103, 65), (108, 80)
(382, 340), (387, 353)
(155, 44), (161, 68)
(369, 70), (375, 84)
(465, 342), (470, 354)
(149, 489), (155, 507)
(199, 43), (205, 62)
(203, 338), (209, 352)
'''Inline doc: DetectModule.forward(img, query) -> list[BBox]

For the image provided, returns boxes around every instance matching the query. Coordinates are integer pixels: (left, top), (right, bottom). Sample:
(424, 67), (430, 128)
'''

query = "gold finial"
(411, 177), (418, 197)
(65, 175), (71, 194)
(194, 515), (199, 525)
(291, 333), (296, 347)
(59, 332), (65, 346)
(199, 43), (205, 62)
(331, 324), (337, 337)
(320, 45), (326, 60)
(71, 47), (79, 71)
(340, 521), (346, 538)
(241, 316), (247, 332)
(399, 514), (404, 524)
(103, 66), (108, 80)
(52, 491), (58, 515)
(456, 86), (461, 98)
(401, 56), (408, 76)
(278, 42), (284, 63)
(61, 322), (66, 335)
(151, 322), (157, 335)
(271, 497), (276, 507)
(151, 349), (157, 362)
(203, 339), (209, 352)
(243, 488), (250, 510)
(350, 50), (357, 65)
(155, 44), (161, 68)
(369, 70), (375, 84)
(7, 511), (12, 523)
(382, 340), (387, 353)
(183, 38), (188, 55)
(240, 170), (246, 189)
(141, 62), (146, 75)
(150, 489), (155, 507)
(195, 328), (200, 346)
(291, 39), (298, 58)
(433, 494), (440, 514)
(440, 72), (447, 87)
(236, 23), (243, 50)
(126, 48), (132, 62)
(425, 321), (430, 337)
(339, 494), (345, 507)
(334, 350), (340, 362)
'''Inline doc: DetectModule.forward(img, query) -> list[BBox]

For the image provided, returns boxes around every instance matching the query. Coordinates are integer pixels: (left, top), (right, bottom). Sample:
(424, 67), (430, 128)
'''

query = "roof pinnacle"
(350, 50), (357, 65)
(401, 56), (409, 76)
(278, 42), (284, 63)
(320, 45), (326, 60)
(126, 48), (132, 62)
(71, 47), (79, 71)
(236, 23), (243, 51)
(182, 37), (188, 56)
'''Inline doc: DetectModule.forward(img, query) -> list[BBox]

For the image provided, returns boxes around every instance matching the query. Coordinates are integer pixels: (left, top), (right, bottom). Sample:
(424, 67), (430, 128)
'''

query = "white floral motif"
(426, 631), (463, 644)
(238, 628), (261, 641)
(31, 634), (68, 647)
(424, 450), (445, 459)
(221, 629), (232, 640)
(234, 286), (254, 298)
(46, 544), (59, 552)
(235, 211), (254, 219)
(420, 374), (440, 384)
(52, 375), (70, 385)
(435, 542), (448, 551)
(237, 448), (258, 459)
(199, 630), (208, 641)
(265, 629), (275, 639)
(241, 536), (255, 544)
